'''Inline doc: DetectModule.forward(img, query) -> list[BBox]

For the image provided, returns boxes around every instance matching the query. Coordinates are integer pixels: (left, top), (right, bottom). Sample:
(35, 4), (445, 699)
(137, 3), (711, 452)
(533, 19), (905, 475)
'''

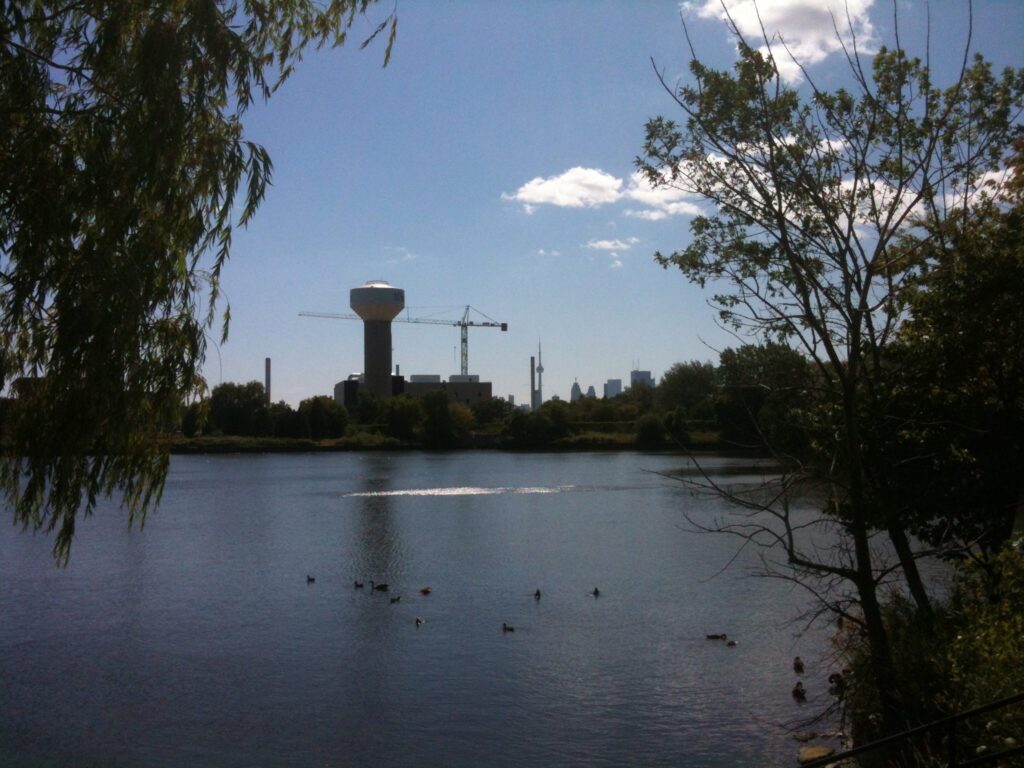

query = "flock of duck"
(789, 655), (847, 702)
(702, 638), (847, 704)
(307, 575), (602, 632)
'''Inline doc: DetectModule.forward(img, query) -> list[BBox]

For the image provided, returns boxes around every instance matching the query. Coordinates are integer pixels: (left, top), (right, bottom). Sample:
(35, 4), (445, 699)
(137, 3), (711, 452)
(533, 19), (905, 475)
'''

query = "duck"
(534, 589), (542, 600)
(502, 623), (515, 633)
(306, 575), (315, 584)
(370, 580), (389, 592)
(592, 588), (600, 597)
(792, 681), (807, 701)
(793, 656), (805, 674)
(706, 633), (727, 640)
(419, 587), (432, 596)
(354, 580), (364, 589)
(828, 672), (846, 696)
(415, 617), (424, 627)
(726, 639), (737, 647)
(390, 596), (401, 604)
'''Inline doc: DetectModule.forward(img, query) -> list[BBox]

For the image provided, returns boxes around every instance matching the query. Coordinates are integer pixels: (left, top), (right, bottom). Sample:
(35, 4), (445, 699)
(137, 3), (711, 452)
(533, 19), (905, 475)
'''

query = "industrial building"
(331, 281), (497, 411)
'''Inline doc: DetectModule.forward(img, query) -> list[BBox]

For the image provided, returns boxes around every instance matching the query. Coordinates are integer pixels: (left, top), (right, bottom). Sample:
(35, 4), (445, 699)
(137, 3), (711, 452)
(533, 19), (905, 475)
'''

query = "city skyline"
(209, 1), (1024, 406)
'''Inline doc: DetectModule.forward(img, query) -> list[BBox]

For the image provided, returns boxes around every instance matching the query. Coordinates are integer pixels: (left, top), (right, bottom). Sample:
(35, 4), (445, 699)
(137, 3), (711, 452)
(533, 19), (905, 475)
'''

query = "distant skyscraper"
(570, 380), (582, 402)
(604, 379), (622, 398)
(586, 385), (596, 398)
(531, 342), (544, 410)
(631, 369), (655, 389)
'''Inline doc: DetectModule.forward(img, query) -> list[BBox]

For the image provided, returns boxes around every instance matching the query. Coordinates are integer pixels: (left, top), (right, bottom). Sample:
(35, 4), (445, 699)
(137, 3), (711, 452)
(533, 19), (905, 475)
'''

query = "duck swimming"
(706, 633), (727, 640)
(793, 656), (805, 674)
(792, 681), (807, 701)
(502, 623), (515, 633)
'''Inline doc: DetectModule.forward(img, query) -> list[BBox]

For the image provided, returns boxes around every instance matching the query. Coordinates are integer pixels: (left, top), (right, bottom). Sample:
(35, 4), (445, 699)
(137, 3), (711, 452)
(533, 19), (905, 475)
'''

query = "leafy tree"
(1, 1), (396, 562)
(207, 381), (268, 436)
(635, 413), (666, 448)
(381, 394), (423, 441)
(297, 395), (347, 440)
(640, 13), (1024, 733)
(471, 396), (514, 428)
(874, 167), (1024, 592)
(656, 361), (716, 419)
(268, 400), (302, 439)
(420, 390), (455, 449)
(714, 344), (810, 455)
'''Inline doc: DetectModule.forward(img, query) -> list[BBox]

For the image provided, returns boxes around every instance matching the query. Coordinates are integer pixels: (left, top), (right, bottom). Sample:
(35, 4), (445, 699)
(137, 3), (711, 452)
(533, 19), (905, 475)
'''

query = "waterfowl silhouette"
(792, 681), (807, 701)
(390, 596), (401, 604)
(419, 587), (432, 596)
(592, 588), (600, 597)
(726, 640), (737, 647)
(534, 589), (541, 600)
(370, 580), (389, 592)
(306, 575), (315, 584)
(354, 580), (364, 589)
(502, 623), (515, 633)
(415, 617), (424, 627)
(793, 656), (805, 674)
(706, 633), (727, 640)
(828, 672), (846, 696)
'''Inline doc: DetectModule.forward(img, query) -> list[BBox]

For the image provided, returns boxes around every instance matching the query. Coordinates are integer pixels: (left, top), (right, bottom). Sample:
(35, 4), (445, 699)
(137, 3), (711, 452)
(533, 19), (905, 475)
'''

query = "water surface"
(1, 451), (837, 767)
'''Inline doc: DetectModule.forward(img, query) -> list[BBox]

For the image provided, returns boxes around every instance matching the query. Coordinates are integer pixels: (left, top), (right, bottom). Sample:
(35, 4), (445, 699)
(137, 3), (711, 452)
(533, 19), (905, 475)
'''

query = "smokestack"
(350, 280), (405, 399)
(265, 357), (271, 404)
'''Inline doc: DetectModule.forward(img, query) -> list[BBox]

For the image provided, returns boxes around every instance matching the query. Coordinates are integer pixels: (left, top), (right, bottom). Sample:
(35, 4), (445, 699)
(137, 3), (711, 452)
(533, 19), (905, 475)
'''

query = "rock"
(798, 745), (835, 764)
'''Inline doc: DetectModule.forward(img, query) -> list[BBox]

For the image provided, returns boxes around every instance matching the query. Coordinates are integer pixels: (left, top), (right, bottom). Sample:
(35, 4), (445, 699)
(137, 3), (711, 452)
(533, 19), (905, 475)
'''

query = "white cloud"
(625, 209), (669, 221)
(384, 246), (417, 264)
(503, 166), (623, 210)
(683, 0), (878, 84)
(536, 248), (562, 257)
(623, 171), (703, 218)
(504, 166), (702, 219)
(585, 237), (639, 251)
(610, 256), (624, 269)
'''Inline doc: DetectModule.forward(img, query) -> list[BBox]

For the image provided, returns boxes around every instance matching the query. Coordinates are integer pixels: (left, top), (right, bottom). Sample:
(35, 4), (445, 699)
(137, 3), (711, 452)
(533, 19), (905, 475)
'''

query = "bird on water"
(502, 623), (515, 633)
(306, 575), (315, 584)
(370, 580), (389, 592)
(390, 596), (401, 604)
(793, 656), (805, 674)
(592, 588), (600, 597)
(706, 633), (727, 640)
(792, 681), (807, 701)
(354, 580), (364, 589)
(534, 589), (541, 600)
(420, 587), (432, 596)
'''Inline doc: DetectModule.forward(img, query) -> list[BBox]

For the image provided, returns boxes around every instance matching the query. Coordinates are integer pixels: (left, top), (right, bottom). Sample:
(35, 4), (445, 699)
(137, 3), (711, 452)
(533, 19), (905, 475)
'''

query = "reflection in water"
(1, 451), (842, 768)
(345, 485), (576, 498)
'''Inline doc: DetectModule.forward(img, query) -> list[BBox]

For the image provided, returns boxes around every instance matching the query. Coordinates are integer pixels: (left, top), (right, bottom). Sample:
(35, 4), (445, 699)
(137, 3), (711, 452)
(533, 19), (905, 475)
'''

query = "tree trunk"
(886, 517), (933, 620)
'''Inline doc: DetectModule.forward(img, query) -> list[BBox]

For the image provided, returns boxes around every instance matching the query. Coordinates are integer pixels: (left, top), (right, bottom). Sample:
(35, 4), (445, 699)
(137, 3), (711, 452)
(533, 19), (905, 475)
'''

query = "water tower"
(350, 280), (405, 399)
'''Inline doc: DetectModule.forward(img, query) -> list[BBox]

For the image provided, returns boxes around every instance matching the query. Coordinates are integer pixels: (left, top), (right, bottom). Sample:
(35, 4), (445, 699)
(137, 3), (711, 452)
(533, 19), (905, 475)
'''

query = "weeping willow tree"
(1, 1), (396, 563)
(639, 5), (1023, 736)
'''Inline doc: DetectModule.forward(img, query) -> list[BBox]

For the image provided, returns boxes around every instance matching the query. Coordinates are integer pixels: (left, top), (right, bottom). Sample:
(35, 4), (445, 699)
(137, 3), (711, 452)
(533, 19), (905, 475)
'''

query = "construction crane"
(299, 305), (507, 376)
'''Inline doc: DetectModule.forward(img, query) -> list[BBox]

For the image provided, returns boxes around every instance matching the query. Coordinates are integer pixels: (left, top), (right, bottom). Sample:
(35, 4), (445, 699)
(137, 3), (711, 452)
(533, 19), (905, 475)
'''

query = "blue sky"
(217, 0), (1024, 407)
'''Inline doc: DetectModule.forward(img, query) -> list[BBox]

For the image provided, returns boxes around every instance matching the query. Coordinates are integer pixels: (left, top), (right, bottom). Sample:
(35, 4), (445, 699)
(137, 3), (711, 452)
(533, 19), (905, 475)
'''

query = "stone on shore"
(798, 745), (835, 764)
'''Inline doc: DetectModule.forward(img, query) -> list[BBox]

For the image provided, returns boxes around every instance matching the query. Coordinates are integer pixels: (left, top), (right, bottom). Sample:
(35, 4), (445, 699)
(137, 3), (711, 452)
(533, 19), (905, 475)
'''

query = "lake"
(1, 451), (839, 767)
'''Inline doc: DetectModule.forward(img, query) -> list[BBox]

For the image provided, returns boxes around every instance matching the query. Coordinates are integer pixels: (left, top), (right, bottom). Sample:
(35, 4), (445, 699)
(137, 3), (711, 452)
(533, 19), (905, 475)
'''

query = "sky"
(216, 0), (1024, 407)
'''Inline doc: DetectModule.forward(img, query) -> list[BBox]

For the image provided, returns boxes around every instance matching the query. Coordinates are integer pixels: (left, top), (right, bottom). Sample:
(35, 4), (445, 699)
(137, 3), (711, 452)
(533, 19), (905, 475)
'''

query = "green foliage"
(715, 344), (810, 454)
(207, 381), (268, 437)
(381, 394), (423, 441)
(635, 413), (666, 448)
(0, 0), (395, 563)
(420, 390), (456, 449)
(948, 545), (1024, 720)
(656, 361), (716, 418)
(297, 395), (347, 440)
(640, 13), (1024, 734)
